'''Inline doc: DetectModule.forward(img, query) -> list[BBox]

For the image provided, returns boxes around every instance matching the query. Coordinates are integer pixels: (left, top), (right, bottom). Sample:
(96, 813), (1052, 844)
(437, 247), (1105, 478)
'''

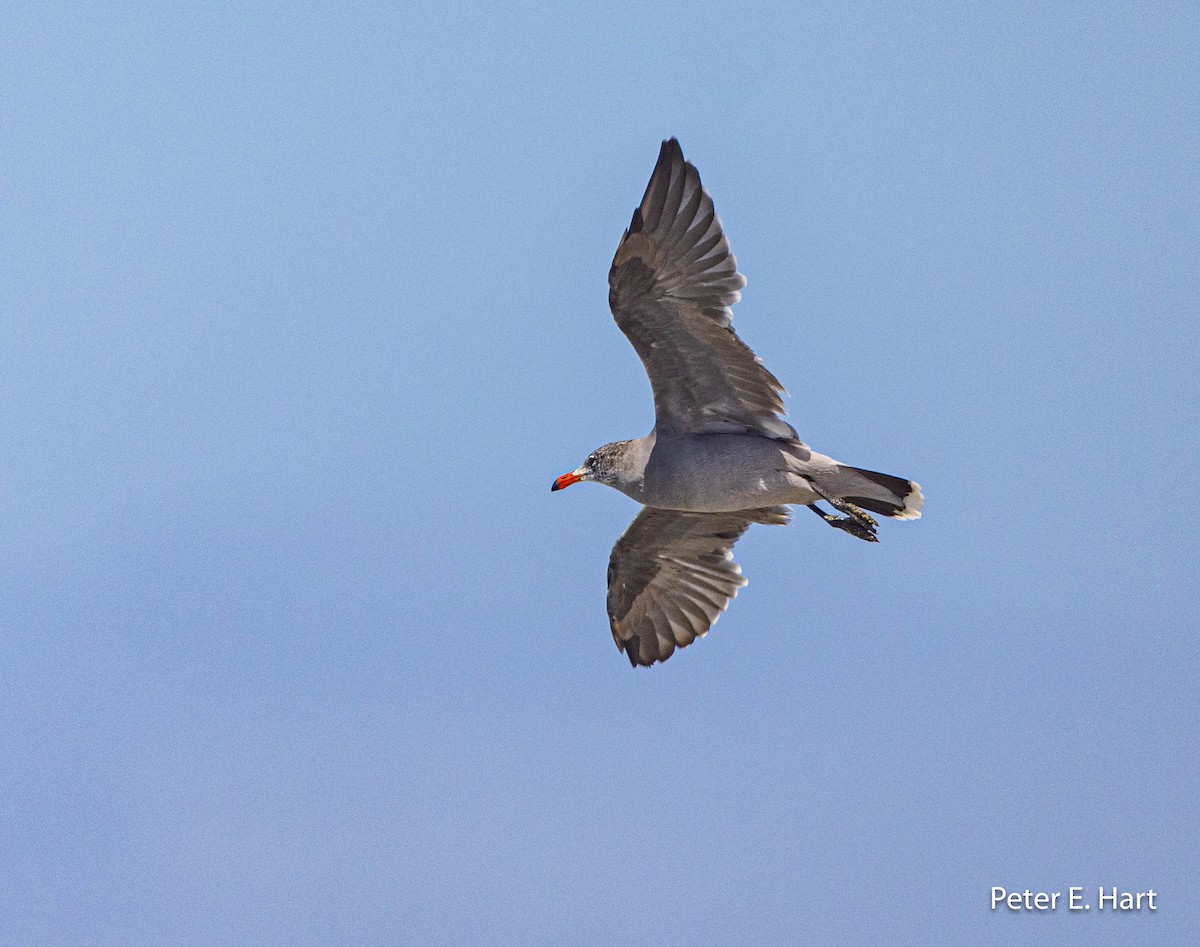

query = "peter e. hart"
(991, 886), (1157, 912)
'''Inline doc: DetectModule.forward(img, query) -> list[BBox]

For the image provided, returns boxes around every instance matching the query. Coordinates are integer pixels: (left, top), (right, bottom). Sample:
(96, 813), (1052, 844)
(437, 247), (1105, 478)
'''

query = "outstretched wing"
(608, 138), (798, 441)
(607, 506), (790, 667)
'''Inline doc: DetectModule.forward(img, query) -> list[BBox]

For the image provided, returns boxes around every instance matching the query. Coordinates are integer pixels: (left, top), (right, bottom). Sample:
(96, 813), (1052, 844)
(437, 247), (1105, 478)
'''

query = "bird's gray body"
(607, 430), (828, 512)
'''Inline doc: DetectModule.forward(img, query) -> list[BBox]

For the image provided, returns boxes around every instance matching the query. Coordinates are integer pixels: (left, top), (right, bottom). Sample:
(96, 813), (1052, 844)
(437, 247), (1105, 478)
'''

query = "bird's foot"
(840, 501), (878, 530)
(830, 515), (879, 542)
(805, 480), (878, 529)
(807, 503), (879, 542)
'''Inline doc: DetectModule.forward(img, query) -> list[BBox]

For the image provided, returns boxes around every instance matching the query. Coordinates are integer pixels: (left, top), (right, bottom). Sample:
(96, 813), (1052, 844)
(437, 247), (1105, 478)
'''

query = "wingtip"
(657, 137), (685, 171)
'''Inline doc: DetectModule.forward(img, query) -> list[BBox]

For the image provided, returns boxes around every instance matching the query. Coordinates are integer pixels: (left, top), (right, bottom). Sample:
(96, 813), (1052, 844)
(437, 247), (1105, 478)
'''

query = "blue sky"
(3, 2), (1198, 944)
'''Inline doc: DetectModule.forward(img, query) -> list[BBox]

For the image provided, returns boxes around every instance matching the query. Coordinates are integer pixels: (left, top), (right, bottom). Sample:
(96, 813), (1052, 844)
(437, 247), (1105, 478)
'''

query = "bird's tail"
(825, 466), (924, 520)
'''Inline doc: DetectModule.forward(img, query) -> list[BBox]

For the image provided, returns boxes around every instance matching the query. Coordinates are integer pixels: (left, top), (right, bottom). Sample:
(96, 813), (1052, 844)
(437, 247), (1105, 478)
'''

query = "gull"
(553, 139), (923, 667)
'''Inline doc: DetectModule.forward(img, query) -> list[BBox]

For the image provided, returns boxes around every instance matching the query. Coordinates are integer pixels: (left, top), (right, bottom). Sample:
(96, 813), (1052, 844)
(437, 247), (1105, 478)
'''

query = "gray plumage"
(553, 138), (923, 667)
(607, 507), (791, 667)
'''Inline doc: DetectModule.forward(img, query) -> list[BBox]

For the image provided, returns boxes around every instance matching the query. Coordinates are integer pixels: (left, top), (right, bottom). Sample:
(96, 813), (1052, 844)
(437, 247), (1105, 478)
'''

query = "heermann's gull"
(553, 139), (923, 667)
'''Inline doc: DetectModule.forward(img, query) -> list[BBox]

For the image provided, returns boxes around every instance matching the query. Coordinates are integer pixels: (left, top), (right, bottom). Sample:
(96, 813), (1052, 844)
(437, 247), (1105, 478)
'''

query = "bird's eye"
(586, 455), (596, 467)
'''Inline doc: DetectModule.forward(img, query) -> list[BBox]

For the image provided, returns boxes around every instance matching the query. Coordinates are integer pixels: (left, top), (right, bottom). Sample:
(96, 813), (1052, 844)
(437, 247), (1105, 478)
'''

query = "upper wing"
(607, 505), (790, 667)
(608, 138), (798, 441)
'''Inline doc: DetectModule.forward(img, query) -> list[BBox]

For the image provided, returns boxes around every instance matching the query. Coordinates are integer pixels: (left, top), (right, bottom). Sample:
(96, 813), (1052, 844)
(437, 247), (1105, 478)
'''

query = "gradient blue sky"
(3, 3), (1198, 944)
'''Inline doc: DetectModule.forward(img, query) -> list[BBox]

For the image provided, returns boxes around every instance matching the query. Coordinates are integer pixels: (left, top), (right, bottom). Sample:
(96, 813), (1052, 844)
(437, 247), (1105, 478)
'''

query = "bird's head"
(551, 441), (635, 492)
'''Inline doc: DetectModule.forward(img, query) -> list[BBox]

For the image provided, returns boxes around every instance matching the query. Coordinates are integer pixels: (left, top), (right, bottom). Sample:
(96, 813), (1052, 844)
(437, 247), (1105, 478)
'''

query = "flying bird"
(553, 139), (923, 667)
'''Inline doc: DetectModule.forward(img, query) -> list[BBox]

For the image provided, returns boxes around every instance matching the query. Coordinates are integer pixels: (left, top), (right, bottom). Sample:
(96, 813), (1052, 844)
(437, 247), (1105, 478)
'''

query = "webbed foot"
(829, 516), (879, 542)
(807, 504), (879, 542)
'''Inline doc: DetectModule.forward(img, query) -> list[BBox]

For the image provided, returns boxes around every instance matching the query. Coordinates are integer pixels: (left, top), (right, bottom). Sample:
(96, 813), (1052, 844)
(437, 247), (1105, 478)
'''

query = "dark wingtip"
(655, 138), (685, 173)
(629, 206), (644, 233)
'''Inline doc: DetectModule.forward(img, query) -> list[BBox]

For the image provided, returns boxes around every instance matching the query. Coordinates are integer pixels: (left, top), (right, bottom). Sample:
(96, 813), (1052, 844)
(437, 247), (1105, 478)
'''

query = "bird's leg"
(807, 504), (878, 543)
(805, 479), (879, 529)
